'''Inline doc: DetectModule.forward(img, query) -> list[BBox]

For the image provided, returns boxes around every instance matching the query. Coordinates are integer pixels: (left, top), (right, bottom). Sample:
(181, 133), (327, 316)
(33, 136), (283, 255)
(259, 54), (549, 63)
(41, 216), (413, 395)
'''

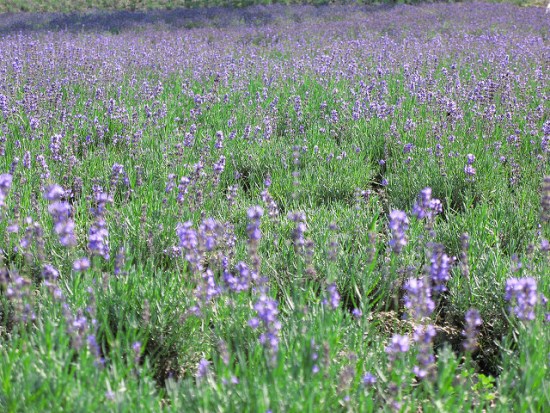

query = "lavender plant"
(0, 2), (548, 412)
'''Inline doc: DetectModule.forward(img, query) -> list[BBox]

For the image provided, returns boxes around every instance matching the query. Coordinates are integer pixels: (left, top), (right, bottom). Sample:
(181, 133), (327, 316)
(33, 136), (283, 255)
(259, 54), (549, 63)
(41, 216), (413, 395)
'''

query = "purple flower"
(165, 174), (176, 193)
(196, 358), (210, 381)
(177, 221), (198, 250)
(87, 334), (105, 367)
(463, 309), (482, 352)
(0, 173), (13, 209)
(412, 187), (442, 222)
(132, 341), (141, 363)
(22, 151), (31, 169)
(215, 131), (224, 149)
(250, 293), (281, 355)
(42, 264), (59, 280)
(247, 206), (264, 274)
(429, 244), (452, 293)
(44, 184), (64, 202)
(176, 221), (202, 271)
(194, 269), (220, 304)
(261, 189), (279, 220)
(326, 283), (340, 310)
(89, 220), (109, 259)
(505, 277), (538, 321)
(464, 154), (476, 179)
(403, 143), (414, 154)
(362, 372), (377, 386)
(412, 324), (436, 379)
(404, 277), (435, 320)
(464, 165), (476, 177)
(88, 190), (112, 259)
(73, 257), (90, 272)
(213, 155), (226, 174)
(386, 334), (410, 361)
(48, 201), (77, 247)
(388, 210), (409, 254)
(224, 261), (252, 292)
(288, 212), (307, 251)
(413, 324), (436, 344)
(247, 206), (263, 241)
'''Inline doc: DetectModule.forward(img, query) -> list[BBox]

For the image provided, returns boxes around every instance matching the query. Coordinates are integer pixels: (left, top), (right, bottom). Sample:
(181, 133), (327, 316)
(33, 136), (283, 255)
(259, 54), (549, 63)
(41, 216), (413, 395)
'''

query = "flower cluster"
(412, 324), (436, 379)
(288, 211), (307, 252)
(429, 243), (452, 294)
(505, 277), (539, 321)
(325, 283), (340, 310)
(44, 184), (76, 247)
(464, 153), (476, 180)
(404, 277), (435, 321)
(463, 308), (482, 352)
(223, 261), (253, 292)
(247, 206), (263, 275)
(385, 334), (410, 362)
(196, 358), (211, 382)
(0, 173), (12, 213)
(249, 293), (282, 357)
(88, 188), (112, 260)
(412, 187), (442, 223)
(388, 210), (409, 254)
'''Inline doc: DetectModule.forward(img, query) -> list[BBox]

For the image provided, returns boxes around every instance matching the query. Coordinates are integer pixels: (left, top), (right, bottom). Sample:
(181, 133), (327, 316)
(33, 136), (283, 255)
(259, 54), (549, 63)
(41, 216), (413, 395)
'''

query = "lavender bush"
(0, 2), (549, 412)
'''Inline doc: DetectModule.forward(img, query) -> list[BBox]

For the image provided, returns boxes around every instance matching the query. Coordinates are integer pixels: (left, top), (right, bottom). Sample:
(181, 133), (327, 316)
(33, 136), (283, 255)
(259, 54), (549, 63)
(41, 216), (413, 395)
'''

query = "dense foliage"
(0, 2), (549, 412)
(0, 0), (545, 14)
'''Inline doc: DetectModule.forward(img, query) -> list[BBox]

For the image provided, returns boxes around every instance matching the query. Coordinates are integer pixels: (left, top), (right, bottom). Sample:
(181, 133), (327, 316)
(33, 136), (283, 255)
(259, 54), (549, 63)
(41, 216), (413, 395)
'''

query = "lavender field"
(0, 2), (549, 411)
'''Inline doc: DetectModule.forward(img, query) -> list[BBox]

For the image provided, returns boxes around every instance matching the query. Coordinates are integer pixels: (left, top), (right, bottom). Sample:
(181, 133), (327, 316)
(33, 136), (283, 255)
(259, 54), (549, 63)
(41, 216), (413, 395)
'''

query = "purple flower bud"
(73, 257), (90, 272)
(385, 334), (409, 360)
(326, 283), (340, 310)
(429, 244), (452, 293)
(0, 173), (12, 211)
(132, 341), (141, 363)
(463, 308), (482, 352)
(44, 184), (64, 201)
(388, 210), (409, 254)
(362, 372), (377, 386)
(404, 277), (435, 320)
(196, 358), (210, 381)
(412, 187), (442, 222)
(505, 277), (538, 321)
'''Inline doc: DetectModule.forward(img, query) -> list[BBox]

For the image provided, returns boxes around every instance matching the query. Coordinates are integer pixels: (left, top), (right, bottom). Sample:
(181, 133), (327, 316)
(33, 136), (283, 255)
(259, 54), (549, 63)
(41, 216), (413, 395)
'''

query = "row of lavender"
(0, 2), (549, 411)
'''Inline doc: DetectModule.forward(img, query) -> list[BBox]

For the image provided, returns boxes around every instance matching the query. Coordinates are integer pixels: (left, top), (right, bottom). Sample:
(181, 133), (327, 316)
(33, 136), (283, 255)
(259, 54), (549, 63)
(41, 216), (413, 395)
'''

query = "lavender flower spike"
(463, 309), (482, 352)
(388, 210), (409, 254)
(464, 154), (476, 179)
(0, 173), (13, 210)
(385, 334), (410, 361)
(412, 187), (442, 222)
(250, 293), (281, 357)
(404, 277), (435, 320)
(505, 277), (538, 321)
